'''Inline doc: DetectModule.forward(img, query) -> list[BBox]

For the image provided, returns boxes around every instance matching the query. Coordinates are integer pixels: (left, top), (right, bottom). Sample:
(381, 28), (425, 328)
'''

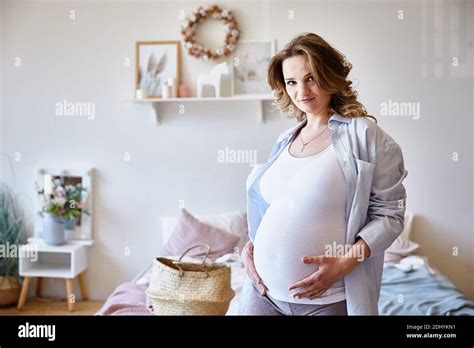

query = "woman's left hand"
(288, 255), (351, 300)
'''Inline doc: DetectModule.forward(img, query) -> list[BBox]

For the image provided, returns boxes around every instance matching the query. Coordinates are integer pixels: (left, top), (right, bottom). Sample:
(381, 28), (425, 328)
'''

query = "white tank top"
(254, 141), (347, 304)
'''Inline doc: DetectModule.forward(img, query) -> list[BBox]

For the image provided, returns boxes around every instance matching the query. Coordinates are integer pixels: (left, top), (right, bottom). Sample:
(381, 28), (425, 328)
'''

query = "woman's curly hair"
(268, 33), (376, 123)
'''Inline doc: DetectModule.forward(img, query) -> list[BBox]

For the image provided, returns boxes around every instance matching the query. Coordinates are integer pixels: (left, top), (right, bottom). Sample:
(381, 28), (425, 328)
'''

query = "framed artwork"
(231, 40), (275, 96)
(135, 41), (181, 98)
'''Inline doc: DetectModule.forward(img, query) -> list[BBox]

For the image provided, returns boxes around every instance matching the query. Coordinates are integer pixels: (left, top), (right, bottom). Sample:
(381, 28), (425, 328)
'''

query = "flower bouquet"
(37, 178), (90, 245)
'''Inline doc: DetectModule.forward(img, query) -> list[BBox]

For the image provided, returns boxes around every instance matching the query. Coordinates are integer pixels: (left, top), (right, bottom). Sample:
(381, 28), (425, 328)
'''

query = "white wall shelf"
(131, 94), (274, 124)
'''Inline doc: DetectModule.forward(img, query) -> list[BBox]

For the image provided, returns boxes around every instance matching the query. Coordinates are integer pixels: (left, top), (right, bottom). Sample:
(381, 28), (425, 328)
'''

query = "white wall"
(1, 0), (472, 300)
(0, 0), (3, 167)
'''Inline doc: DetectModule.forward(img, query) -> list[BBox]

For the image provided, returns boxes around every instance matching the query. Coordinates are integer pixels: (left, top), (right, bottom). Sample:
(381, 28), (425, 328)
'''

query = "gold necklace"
(299, 126), (328, 153)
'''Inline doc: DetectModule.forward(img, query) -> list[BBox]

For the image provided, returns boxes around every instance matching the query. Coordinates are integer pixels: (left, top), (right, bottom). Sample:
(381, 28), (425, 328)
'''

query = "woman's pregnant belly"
(253, 198), (347, 303)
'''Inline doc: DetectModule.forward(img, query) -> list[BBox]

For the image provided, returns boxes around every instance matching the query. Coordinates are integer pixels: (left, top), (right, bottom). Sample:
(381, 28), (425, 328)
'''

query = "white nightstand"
(18, 238), (91, 311)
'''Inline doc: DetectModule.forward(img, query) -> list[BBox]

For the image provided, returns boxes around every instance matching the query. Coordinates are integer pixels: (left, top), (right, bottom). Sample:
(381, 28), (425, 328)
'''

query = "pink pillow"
(162, 208), (240, 261)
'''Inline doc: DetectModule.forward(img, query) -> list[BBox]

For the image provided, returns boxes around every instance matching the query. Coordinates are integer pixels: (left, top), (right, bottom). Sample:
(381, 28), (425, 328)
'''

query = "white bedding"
(132, 253), (458, 317)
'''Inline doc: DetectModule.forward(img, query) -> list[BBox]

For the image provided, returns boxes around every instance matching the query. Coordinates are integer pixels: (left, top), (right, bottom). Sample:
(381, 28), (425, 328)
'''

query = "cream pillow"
(384, 212), (419, 264)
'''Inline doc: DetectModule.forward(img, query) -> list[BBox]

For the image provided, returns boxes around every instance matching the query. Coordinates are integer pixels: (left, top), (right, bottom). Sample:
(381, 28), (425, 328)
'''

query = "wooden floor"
(0, 297), (104, 315)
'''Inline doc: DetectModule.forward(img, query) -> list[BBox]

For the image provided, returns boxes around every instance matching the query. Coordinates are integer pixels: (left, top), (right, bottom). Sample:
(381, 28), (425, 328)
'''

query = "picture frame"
(231, 40), (276, 96)
(135, 41), (181, 98)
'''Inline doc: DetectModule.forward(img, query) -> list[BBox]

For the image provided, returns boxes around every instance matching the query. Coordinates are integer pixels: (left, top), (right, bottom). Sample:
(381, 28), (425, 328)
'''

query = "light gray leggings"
(238, 277), (347, 316)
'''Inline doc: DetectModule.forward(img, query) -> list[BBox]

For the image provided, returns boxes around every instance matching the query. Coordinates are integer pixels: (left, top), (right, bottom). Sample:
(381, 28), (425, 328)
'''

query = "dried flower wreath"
(181, 5), (240, 61)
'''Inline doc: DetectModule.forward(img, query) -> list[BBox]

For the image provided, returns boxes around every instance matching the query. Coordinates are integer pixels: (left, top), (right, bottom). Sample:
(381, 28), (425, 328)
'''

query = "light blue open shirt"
(242, 112), (408, 315)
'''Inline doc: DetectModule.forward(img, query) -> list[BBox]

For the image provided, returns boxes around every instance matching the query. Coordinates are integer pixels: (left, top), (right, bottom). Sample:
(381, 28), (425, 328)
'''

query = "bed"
(96, 212), (474, 316)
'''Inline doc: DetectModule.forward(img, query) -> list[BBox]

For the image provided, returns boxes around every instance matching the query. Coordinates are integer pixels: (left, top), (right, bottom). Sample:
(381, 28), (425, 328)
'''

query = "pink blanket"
(95, 282), (153, 316)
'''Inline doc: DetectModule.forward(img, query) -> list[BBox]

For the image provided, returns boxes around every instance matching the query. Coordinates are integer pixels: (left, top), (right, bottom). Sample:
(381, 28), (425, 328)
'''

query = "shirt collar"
(328, 113), (351, 126)
(285, 112), (350, 140)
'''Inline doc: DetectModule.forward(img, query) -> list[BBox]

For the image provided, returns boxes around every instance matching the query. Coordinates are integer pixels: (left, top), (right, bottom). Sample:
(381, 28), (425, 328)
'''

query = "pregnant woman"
(238, 33), (408, 316)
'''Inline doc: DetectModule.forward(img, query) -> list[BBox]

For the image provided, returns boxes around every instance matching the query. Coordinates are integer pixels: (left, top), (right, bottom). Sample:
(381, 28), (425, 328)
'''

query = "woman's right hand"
(241, 240), (268, 295)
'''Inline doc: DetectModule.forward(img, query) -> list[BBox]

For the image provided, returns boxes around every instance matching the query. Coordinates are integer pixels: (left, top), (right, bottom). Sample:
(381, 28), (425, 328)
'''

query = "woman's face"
(282, 55), (332, 117)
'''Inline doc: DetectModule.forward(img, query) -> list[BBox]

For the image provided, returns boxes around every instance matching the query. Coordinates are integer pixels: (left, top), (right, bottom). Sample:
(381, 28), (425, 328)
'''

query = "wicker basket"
(146, 243), (235, 315)
(0, 276), (21, 307)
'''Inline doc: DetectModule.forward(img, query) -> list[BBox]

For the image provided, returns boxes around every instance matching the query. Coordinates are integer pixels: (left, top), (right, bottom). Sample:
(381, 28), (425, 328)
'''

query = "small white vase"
(43, 213), (66, 245)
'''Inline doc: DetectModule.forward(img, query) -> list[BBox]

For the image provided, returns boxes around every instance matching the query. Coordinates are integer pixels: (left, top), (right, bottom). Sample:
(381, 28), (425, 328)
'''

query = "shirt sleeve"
(356, 141), (408, 258)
